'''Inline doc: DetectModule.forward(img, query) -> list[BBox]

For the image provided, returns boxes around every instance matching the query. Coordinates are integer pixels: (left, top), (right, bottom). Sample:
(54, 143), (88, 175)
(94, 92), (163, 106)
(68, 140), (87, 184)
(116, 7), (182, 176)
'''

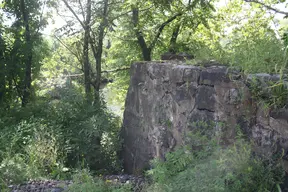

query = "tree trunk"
(93, 0), (109, 101)
(132, 7), (181, 61)
(142, 48), (151, 61)
(132, 8), (151, 61)
(83, 0), (92, 101)
(20, 0), (33, 107)
(0, 33), (5, 105)
(169, 24), (181, 53)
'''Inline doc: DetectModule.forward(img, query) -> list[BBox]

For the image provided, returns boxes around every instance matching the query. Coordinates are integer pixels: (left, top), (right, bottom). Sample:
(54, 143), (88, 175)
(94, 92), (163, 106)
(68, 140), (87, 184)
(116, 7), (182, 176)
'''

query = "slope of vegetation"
(0, 0), (288, 191)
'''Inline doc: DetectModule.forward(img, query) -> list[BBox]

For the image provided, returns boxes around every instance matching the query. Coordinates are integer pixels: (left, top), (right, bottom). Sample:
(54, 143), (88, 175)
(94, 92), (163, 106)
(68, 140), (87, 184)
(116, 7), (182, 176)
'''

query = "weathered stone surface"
(199, 66), (230, 86)
(122, 61), (288, 174)
(196, 86), (216, 112)
(182, 66), (201, 83)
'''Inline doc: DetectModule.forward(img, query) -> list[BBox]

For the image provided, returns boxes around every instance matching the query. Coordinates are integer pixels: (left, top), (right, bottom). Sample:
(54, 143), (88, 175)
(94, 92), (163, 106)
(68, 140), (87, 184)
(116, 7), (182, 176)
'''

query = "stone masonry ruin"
(121, 61), (288, 174)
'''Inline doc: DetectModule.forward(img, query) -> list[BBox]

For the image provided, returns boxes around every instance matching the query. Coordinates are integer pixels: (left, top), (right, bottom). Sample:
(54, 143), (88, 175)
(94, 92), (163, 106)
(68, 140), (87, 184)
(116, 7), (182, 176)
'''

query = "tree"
(2, 0), (50, 107)
(188, 0), (286, 72)
(20, 0), (33, 107)
(83, 0), (92, 100)
(61, 0), (92, 100)
(91, 0), (109, 99)
(0, 22), (5, 106)
(60, 0), (110, 101)
(126, 0), (215, 61)
(131, 7), (182, 61)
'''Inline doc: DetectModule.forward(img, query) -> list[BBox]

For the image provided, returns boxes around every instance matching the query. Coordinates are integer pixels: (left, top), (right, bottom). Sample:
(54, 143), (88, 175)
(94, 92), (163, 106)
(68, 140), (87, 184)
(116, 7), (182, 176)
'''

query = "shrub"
(0, 118), (65, 187)
(146, 130), (284, 192)
(0, 87), (123, 186)
(0, 154), (28, 185)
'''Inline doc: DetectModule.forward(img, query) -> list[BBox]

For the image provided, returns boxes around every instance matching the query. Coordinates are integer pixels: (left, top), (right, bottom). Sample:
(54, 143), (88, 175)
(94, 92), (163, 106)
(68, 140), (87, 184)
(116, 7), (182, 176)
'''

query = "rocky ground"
(8, 180), (71, 192)
(103, 174), (147, 191)
(7, 175), (147, 192)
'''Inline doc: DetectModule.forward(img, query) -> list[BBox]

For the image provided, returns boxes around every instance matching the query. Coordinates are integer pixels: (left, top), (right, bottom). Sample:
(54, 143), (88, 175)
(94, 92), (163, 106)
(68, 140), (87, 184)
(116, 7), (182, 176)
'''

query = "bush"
(0, 118), (66, 187)
(0, 154), (28, 185)
(146, 130), (284, 192)
(0, 87), (123, 187)
(224, 35), (286, 74)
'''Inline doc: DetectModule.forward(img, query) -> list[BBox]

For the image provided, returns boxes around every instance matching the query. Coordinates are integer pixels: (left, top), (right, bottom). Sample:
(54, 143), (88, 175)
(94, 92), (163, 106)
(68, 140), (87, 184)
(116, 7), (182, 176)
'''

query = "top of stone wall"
(130, 60), (288, 109)
(133, 60), (287, 84)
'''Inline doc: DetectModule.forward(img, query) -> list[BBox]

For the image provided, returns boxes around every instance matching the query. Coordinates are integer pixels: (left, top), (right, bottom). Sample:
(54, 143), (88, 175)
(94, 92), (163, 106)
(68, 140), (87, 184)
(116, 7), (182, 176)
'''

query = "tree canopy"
(0, 0), (287, 107)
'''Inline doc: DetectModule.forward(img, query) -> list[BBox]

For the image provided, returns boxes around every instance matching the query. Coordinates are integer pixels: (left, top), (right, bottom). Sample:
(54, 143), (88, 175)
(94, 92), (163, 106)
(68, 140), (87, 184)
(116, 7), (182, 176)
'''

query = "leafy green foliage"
(0, 87), (122, 187)
(146, 130), (284, 192)
(0, 0), (53, 106)
(66, 169), (132, 192)
(0, 154), (29, 185)
(249, 76), (288, 109)
(172, 0), (287, 74)
(0, 118), (65, 187)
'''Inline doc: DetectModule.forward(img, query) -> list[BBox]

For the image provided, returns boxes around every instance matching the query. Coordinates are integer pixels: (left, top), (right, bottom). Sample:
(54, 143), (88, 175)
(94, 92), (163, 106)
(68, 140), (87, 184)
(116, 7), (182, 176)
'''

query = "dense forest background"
(1, 0), (288, 191)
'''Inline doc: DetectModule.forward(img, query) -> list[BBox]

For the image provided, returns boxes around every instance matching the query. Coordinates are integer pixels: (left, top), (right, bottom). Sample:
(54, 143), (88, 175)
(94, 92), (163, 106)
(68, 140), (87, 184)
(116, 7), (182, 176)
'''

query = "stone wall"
(121, 61), (288, 174)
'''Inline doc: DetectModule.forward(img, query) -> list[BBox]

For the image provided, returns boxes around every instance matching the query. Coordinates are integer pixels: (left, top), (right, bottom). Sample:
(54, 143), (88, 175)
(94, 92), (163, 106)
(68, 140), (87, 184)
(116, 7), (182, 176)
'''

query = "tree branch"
(63, 73), (84, 77)
(61, 0), (98, 72)
(35, 0), (47, 36)
(244, 0), (288, 16)
(63, 66), (130, 77)
(78, 0), (86, 20)
(61, 0), (85, 28)
(53, 35), (82, 64)
(110, 6), (154, 22)
(169, 23), (181, 53)
(132, 8), (150, 60)
(102, 67), (130, 73)
(149, 13), (182, 50)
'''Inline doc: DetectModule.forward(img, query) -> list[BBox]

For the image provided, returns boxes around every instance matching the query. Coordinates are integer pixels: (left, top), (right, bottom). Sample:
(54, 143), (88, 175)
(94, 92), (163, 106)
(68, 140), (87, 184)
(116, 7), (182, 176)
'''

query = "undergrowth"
(249, 75), (288, 109)
(0, 87), (122, 189)
(145, 129), (285, 192)
(65, 169), (132, 192)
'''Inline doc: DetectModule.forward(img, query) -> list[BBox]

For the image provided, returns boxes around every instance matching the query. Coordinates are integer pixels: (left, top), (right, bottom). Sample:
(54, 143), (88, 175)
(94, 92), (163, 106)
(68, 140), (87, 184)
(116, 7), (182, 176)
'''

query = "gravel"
(7, 175), (148, 192)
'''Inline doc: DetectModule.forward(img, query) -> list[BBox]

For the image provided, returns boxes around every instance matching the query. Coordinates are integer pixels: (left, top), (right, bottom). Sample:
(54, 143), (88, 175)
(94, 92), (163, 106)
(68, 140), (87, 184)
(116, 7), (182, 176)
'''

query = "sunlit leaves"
(193, 0), (286, 73)
(0, 0), (52, 106)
